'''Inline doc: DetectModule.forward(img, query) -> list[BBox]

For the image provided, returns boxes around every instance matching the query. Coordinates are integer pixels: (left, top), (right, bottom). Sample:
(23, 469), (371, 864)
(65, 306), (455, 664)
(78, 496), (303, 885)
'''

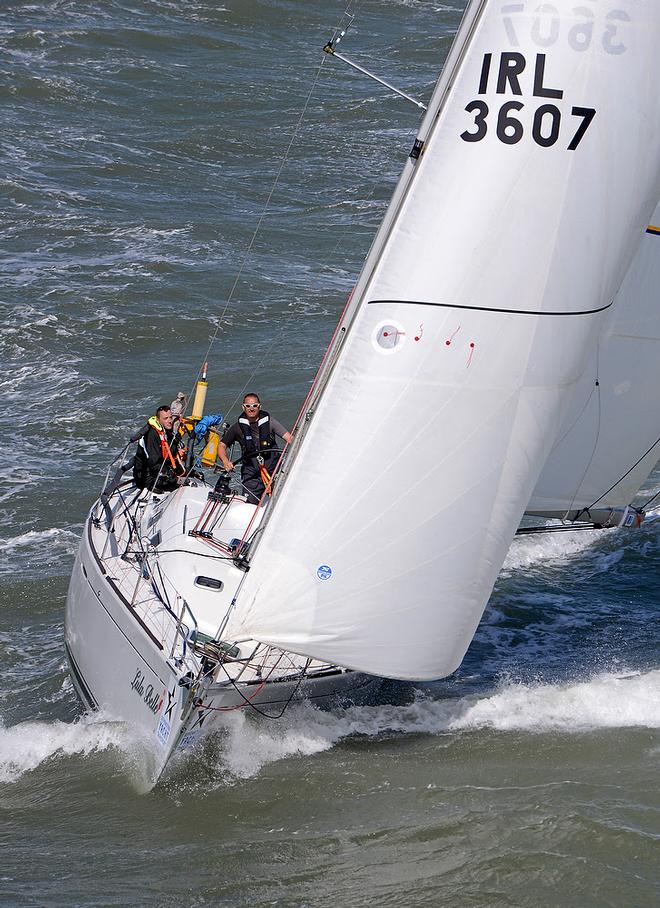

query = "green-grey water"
(1, 2), (658, 905)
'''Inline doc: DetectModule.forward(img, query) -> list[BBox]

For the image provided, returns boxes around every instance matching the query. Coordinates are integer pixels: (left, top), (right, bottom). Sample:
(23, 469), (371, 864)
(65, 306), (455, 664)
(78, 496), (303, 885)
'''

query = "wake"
(2, 669), (656, 787)
(200, 667), (660, 781)
(0, 711), (151, 787)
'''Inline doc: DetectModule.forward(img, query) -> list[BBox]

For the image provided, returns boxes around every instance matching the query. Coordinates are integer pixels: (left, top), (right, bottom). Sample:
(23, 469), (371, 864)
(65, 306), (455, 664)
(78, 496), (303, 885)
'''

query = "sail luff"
(273, 0), (492, 473)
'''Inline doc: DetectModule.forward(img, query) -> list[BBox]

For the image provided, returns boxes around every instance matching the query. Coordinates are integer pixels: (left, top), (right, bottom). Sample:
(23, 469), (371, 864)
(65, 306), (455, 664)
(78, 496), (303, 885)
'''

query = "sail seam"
(367, 300), (614, 317)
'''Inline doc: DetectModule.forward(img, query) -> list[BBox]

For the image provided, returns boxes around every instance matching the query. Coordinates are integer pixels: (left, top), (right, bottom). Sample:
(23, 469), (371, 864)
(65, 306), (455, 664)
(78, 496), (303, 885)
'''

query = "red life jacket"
(147, 417), (185, 475)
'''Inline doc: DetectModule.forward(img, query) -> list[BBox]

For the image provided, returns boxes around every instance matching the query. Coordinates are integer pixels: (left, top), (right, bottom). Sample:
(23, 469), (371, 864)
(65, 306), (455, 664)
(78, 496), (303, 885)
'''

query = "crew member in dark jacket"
(133, 405), (184, 492)
(218, 393), (292, 504)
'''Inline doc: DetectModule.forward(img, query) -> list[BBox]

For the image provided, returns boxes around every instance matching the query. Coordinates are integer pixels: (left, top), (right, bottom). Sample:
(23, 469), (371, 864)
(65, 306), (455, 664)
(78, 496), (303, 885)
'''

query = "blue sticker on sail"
(317, 564), (333, 581)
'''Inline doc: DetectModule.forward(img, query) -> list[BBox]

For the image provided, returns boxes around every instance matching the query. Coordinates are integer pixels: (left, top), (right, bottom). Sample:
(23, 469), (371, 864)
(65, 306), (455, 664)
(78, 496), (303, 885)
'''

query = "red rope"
(196, 650), (287, 711)
(195, 677), (267, 711)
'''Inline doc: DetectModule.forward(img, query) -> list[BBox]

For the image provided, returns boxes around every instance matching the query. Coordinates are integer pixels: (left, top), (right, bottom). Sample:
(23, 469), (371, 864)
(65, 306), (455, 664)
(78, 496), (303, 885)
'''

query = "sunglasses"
(243, 403), (259, 409)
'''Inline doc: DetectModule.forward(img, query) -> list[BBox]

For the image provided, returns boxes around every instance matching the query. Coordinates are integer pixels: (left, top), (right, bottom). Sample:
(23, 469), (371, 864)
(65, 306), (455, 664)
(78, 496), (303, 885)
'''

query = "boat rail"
(91, 472), (203, 680)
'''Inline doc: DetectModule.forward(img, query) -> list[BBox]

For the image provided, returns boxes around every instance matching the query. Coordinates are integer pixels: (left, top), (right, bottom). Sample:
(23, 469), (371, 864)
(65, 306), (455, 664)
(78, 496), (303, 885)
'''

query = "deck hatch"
(194, 575), (224, 591)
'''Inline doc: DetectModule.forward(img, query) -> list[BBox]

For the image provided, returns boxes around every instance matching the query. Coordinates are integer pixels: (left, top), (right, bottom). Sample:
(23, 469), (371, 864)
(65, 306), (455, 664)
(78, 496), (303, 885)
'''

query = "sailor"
(133, 405), (185, 492)
(218, 393), (292, 504)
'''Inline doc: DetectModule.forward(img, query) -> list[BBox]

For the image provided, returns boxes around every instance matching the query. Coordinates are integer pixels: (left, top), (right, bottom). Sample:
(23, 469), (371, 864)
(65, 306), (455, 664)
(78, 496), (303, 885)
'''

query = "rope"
(196, 34), (336, 415)
(199, 649), (308, 718)
(196, 0), (399, 420)
(584, 433), (660, 512)
(640, 486), (660, 510)
(551, 342), (660, 520)
(564, 345), (602, 520)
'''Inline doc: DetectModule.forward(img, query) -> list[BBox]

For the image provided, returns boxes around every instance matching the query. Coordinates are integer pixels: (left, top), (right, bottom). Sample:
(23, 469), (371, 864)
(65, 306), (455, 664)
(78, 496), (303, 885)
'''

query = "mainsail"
(528, 202), (660, 519)
(225, 1), (660, 680)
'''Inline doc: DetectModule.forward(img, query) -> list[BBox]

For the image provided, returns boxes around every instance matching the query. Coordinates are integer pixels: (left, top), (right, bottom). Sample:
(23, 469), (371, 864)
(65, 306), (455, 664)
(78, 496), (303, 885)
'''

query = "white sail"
(528, 206), (660, 518)
(225, 1), (660, 680)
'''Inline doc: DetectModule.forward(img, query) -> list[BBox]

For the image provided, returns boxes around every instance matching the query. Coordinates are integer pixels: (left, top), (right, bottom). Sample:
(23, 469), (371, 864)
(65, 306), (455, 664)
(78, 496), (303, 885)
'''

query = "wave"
(502, 525), (616, 573)
(0, 527), (79, 575)
(447, 669), (659, 732)
(191, 668), (660, 783)
(0, 711), (153, 787)
(4, 669), (654, 790)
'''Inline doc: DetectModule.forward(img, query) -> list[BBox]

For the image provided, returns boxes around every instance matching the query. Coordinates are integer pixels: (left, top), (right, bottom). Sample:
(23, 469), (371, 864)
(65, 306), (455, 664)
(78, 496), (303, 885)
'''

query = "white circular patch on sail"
(373, 321), (406, 354)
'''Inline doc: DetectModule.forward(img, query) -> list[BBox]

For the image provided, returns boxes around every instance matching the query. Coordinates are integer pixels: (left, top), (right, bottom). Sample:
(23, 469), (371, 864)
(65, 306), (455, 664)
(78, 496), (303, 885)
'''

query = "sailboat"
(66, 0), (660, 784)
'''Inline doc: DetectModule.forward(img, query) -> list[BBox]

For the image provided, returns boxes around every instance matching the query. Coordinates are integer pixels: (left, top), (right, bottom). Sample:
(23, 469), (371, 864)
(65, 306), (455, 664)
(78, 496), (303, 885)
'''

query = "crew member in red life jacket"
(133, 405), (185, 492)
(218, 393), (292, 504)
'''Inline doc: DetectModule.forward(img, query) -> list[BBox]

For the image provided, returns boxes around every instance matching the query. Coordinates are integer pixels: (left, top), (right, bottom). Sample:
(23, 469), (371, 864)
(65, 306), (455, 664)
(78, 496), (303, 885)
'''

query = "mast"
(225, 1), (660, 680)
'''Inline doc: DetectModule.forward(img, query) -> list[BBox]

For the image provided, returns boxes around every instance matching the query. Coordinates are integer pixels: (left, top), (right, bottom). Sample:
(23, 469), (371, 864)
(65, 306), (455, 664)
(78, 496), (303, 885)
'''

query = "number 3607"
(461, 101), (596, 150)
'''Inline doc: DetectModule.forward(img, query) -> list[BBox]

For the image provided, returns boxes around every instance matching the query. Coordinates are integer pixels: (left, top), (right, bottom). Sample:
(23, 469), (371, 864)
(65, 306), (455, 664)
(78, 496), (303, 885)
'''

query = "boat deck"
(88, 480), (339, 688)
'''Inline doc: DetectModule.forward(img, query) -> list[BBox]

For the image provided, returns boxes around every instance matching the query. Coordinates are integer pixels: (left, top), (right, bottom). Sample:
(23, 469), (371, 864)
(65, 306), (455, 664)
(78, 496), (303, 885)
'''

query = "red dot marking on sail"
(467, 342), (476, 367)
(414, 323), (424, 342)
(445, 325), (461, 346)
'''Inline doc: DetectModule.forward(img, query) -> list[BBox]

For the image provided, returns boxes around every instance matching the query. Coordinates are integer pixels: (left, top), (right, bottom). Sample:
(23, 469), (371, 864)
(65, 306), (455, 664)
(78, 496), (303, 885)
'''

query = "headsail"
(528, 203), (660, 520)
(225, 1), (660, 680)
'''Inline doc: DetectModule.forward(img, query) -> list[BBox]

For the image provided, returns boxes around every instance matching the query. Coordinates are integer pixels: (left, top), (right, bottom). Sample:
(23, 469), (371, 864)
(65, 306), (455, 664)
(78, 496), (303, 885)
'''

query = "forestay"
(225, 1), (660, 680)
(528, 200), (660, 518)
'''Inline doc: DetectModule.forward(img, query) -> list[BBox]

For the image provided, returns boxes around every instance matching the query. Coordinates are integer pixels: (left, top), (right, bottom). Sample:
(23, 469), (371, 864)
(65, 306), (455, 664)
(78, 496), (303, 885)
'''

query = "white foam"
(0, 527), (77, 549)
(4, 670), (655, 787)
(0, 361), (84, 404)
(208, 669), (660, 780)
(0, 712), (147, 785)
(502, 526), (613, 572)
(215, 708), (342, 780)
(0, 527), (79, 575)
(449, 669), (660, 732)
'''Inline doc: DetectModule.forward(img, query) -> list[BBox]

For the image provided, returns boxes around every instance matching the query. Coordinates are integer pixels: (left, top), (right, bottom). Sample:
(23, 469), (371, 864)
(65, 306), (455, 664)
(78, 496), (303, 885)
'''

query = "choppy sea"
(1, 2), (658, 905)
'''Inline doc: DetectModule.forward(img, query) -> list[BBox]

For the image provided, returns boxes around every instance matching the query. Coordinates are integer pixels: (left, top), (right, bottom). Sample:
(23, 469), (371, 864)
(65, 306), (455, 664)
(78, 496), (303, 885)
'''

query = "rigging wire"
(550, 336), (660, 521)
(226, 17), (430, 423)
(640, 484), (660, 510)
(584, 433), (660, 513)
(199, 650), (308, 718)
(193, 3), (362, 416)
(217, 9), (410, 417)
(564, 342), (602, 521)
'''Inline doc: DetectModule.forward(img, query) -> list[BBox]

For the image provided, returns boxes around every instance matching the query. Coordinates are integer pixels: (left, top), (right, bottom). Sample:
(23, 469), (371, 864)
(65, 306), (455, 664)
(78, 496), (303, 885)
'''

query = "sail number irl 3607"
(461, 52), (595, 151)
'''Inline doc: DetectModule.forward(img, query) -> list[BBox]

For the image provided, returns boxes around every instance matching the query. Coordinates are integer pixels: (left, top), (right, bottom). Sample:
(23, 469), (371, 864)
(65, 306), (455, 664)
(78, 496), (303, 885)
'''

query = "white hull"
(65, 479), (381, 786)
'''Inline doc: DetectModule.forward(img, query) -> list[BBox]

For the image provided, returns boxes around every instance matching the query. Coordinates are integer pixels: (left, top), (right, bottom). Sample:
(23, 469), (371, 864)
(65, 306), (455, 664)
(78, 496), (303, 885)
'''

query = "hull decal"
(156, 715), (171, 747)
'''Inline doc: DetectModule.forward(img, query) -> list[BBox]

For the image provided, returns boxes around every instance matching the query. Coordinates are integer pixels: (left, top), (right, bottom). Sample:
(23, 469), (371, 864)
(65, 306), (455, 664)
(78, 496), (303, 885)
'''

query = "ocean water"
(0, 1), (658, 906)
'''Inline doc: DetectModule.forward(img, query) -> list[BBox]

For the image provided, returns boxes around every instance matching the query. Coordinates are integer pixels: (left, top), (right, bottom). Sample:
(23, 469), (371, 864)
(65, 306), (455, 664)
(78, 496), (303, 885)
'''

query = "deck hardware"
(323, 31), (427, 111)
(409, 138), (425, 159)
(194, 575), (224, 591)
